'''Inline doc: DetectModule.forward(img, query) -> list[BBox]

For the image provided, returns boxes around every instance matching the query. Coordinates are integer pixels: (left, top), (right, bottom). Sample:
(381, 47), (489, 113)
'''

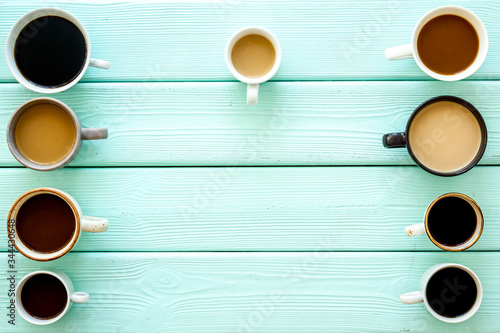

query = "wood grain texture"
(0, 166), (498, 252)
(0, 1), (500, 81)
(1, 1), (499, 332)
(2, 81), (500, 166)
(1, 252), (499, 332)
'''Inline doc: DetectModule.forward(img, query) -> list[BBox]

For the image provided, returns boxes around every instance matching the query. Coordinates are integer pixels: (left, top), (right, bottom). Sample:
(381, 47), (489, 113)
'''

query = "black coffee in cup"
(427, 196), (477, 246)
(16, 193), (76, 253)
(14, 16), (86, 88)
(426, 267), (477, 318)
(21, 273), (68, 319)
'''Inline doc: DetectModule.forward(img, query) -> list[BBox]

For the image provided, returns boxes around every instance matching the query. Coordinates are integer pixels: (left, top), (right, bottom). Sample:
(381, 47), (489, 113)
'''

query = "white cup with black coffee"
(400, 263), (482, 323)
(5, 8), (110, 93)
(15, 268), (88, 325)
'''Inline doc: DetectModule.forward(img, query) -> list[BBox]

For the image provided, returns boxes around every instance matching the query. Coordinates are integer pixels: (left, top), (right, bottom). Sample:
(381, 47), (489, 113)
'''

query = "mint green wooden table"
(1, 1), (500, 332)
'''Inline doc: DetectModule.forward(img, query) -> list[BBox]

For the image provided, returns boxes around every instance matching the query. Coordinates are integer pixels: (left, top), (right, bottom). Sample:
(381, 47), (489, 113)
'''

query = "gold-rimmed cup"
(405, 193), (483, 251)
(7, 187), (109, 261)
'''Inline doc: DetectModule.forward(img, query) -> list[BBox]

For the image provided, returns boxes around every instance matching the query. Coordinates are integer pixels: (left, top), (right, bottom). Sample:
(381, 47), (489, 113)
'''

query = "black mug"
(383, 96), (487, 176)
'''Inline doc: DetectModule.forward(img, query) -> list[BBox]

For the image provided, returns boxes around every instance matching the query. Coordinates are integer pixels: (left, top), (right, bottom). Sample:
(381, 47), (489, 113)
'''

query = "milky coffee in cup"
(14, 102), (76, 165)
(7, 97), (108, 171)
(417, 14), (478, 75)
(385, 6), (487, 81)
(225, 27), (282, 105)
(231, 34), (276, 78)
(408, 100), (482, 174)
(382, 96), (487, 176)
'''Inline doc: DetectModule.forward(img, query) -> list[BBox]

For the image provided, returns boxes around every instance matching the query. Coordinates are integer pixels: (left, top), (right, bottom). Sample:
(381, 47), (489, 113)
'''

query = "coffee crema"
(417, 14), (479, 75)
(16, 193), (76, 254)
(426, 267), (477, 318)
(231, 34), (276, 78)
(408, 101), (482, 173)
(14, 16), (87, 88)
(15, 103), (76, 165)
(21, 273), (68, 320)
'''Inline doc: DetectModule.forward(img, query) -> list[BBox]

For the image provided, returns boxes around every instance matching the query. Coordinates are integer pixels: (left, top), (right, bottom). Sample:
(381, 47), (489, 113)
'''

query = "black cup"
(383, 96), (487, 176)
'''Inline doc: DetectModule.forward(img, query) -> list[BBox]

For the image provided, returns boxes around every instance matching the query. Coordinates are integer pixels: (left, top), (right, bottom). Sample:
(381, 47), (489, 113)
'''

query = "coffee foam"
(408, 101), (482, 173)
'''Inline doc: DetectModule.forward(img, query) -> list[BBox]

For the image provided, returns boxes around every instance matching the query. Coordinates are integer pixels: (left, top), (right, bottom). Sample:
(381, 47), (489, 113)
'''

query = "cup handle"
(400, 291), (424, 304)
(81, 128), (108, 140)
(70, 292), (89, 303)
(385, 44), (413, 60)
(82, 216), (109, 233)
(405, 222), (426, 237)
(382, 132), (406, 148)
(247, 84), (259, 106)
(89, 58), (111, 69)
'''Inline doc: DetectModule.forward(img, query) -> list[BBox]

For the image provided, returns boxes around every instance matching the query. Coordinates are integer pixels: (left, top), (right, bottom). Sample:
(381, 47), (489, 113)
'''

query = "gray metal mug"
(7, 97), (108, 171)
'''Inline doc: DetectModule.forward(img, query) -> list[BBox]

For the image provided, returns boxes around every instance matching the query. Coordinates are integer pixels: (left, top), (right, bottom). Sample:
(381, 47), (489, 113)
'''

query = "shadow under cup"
(383, 96), (487, 176)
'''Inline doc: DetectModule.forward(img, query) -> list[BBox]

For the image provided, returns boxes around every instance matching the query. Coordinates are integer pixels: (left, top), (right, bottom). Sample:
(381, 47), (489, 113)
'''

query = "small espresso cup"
(385, 6), (488, 81)
(7, 187), (109, 261)
(16, 268), (89, 325)
(400, 263), (482, 323)
(405, 193), (483, 251)
(382, 96), (487, 176)
(225, 26), (282, 105)
(7, 97), (108, 171)
(6, 7), (110, 93)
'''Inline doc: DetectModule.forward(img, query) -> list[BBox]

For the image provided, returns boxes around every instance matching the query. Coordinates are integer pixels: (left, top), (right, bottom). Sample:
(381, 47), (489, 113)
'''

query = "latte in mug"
(383, 96), (487, 176)
(408, 101), (482, 174)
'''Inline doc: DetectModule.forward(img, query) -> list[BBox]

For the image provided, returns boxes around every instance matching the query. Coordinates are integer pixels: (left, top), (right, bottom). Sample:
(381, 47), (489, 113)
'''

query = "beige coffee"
(15, 103), (76, 165)
(408, 101), (482, 173)
(231, 34), (276, 78)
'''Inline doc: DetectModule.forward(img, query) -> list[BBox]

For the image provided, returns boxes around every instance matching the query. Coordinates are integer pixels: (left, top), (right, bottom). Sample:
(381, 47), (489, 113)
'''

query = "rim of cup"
(6, 97), (83, 171)
(15, 269), (73, 325)
(424, 193), (484, 251)
(405, 95), (487, 176)
(7, 188), (81, 261)
(422, 263), (483, 323)
(224, 26), (282, 84)
(411, 5), (488, 81)
(5, 7), (92, 93)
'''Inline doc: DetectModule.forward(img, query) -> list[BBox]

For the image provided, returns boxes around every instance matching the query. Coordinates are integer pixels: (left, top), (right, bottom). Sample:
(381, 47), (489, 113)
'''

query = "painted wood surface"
(1, 252), (499, 332)
(1, 0), (500, 331)
(0, 166), (498, 252)
(1, 81), (500, 167)
(0, 0), (500, 82)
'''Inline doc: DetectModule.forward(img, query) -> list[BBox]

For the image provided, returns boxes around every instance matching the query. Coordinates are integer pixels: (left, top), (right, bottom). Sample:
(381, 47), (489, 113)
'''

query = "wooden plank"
(0, 166), (498, 252)
(1, 252), (498, 332)
(0, 1), (500, 81)
(1, 81), (500, 166)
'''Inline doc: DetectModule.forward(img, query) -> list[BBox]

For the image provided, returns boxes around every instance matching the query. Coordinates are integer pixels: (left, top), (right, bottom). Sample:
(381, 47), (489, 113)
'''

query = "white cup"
(5, 8), (110, 93)
(400, 263), (482, 323)
(7, 187), (109, 261)
(405, 193), (483, 251)
(225, 26), (282, 105)
(385, 6), (488, 81)
(15, 268), (89, 325)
